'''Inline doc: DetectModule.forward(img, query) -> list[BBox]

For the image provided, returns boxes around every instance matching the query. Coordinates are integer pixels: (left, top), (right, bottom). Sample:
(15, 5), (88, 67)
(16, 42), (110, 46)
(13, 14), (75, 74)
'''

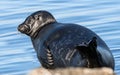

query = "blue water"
(0, 0), (120, 75)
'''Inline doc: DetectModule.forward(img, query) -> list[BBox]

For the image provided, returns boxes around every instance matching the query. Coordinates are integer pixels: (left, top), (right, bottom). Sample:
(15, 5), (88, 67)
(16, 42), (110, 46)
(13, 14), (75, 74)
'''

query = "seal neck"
(30, 22), (56, 39)
(31, 22), (60, 52)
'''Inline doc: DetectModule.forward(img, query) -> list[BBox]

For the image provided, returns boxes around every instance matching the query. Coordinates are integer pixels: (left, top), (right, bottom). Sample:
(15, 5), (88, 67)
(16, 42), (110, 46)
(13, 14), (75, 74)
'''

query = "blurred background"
(0, 0), (120, 75)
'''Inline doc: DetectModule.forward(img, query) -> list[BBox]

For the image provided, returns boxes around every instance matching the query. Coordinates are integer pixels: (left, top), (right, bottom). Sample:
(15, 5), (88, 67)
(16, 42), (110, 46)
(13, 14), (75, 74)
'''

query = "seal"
(18, 10), (114, 70)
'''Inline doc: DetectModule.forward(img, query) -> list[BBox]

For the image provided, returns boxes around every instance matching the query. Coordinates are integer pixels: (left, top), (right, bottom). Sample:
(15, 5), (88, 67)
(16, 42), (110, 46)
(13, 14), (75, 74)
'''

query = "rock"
(28, 67), (115, 75)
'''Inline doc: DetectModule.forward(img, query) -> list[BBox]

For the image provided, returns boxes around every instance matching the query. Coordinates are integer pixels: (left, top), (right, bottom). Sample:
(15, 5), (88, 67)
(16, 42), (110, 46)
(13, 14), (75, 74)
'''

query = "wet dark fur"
(18, 10), (114, 70)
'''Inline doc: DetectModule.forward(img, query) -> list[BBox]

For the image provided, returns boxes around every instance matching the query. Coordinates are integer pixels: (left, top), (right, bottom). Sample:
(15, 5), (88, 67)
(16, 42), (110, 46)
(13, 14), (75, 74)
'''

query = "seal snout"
(18, 24), (30, 34)
(18, 24), (25, 33)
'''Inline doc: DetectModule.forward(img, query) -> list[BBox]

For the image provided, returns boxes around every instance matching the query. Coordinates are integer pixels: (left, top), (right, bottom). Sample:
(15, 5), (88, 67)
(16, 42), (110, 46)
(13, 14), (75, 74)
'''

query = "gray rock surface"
(28, 67), (115, 75)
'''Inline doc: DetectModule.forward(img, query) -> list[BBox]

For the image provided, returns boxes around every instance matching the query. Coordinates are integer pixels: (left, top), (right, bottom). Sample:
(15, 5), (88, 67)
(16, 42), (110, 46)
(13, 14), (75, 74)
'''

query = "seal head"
(18, 10), (56, 38)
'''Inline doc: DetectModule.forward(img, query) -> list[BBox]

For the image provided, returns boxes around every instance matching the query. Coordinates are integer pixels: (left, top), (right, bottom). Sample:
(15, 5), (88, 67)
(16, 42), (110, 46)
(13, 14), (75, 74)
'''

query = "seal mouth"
(18, 24), (30, 35)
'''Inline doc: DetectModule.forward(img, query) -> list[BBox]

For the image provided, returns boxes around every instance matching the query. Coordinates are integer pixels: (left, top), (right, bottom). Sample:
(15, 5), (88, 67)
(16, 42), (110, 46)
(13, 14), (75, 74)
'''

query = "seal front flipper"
(75, 37), (102, 68)
(44, 41), (54, 69)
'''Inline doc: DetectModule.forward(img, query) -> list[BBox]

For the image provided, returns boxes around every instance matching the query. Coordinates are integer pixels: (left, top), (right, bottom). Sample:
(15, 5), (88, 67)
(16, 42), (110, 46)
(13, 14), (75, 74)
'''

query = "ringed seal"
(18, 10), (114, 70)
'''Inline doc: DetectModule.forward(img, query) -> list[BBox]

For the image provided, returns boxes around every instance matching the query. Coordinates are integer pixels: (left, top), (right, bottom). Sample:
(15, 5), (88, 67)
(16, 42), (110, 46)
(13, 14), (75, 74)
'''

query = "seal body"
(31, 23), (114, 69)
(18, 10), (114, 70)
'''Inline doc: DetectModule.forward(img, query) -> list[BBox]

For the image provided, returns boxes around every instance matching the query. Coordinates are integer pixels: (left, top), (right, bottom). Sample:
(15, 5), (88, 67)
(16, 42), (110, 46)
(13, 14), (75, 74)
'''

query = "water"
(0, 0), (120, 75)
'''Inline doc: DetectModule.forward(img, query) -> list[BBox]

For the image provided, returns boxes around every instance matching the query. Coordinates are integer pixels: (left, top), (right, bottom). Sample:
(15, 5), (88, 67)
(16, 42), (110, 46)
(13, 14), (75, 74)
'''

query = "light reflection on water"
(0, 0), (120, 75)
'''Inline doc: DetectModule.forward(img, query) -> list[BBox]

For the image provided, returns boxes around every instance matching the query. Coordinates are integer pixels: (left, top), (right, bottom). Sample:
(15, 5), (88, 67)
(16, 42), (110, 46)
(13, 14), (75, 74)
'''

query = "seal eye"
(34, 15), (40, 21)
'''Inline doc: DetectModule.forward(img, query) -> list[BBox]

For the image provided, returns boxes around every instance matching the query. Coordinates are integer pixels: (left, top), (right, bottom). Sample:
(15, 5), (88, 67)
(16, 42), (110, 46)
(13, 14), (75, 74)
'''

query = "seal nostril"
(18, 26), (21, 31)
(18, 25), (25, 33)
(18, 25), (22, 31)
